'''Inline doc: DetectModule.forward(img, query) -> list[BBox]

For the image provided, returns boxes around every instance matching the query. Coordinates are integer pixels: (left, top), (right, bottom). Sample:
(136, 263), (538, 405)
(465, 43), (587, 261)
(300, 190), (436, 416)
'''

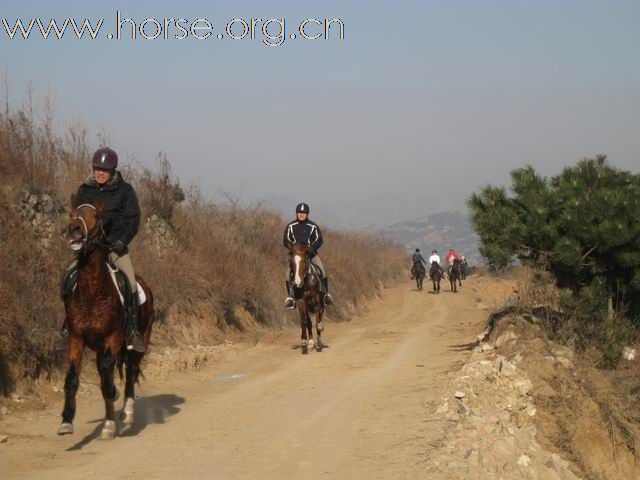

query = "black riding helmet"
(92, 147), (118, 170)
(296, 202), (310, 214)
(415, 248), (420, 253)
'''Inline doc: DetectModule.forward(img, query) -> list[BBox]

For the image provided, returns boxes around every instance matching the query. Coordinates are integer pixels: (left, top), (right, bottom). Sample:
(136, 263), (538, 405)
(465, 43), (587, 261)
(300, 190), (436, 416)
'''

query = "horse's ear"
(94, 198), (106, 214)
(70, 193), (78, 208)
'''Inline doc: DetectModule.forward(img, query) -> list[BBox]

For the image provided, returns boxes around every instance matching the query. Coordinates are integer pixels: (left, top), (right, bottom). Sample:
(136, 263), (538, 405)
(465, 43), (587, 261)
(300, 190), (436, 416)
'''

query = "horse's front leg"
(58, 335), (84, 435)
(122, 351), (142, 426)
(97, 341), (119, 440)
(298, 302), (309, 347)
(315, 304), (324, 351)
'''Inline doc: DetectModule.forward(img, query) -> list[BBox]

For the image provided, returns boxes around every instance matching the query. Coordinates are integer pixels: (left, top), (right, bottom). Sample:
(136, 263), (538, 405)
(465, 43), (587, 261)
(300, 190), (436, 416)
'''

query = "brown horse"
(58, 196), (155, 439)
(429, 261), (443, 293)
(411, 261), (426, 291)
(289, 243), (324, 354)
(449, 258), (462, 293)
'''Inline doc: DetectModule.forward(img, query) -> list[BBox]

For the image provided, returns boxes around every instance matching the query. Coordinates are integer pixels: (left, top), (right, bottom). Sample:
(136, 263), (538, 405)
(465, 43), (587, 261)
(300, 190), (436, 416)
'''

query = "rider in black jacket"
(412, 249), (427, 268)
(283, 202), (333, 308)
(62, 147), (145, 352)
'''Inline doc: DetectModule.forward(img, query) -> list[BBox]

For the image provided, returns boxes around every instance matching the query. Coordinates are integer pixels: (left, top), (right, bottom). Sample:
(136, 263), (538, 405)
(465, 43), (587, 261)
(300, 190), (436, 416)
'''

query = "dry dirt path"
(1, 279), (502, 479)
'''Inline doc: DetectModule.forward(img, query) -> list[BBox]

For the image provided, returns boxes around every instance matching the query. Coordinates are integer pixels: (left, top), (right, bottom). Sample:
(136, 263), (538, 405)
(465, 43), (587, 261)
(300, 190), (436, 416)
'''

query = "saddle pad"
(106, 263), (147, 306)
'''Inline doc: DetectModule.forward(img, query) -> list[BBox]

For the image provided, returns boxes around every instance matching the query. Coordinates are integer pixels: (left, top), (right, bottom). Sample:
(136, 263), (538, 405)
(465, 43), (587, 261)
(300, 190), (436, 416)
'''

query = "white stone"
(481, 343), (494, 352)
(623, 347), (636, 361)
(496, 331), (519, 347)
(454, 391), (466, 399)
(517, 454), (531, 467)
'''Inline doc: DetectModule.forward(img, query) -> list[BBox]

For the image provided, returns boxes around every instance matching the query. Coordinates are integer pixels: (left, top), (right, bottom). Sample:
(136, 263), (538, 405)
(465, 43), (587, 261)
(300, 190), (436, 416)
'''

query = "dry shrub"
(0, 186), (67, 394)
(514, 266), (636, 368)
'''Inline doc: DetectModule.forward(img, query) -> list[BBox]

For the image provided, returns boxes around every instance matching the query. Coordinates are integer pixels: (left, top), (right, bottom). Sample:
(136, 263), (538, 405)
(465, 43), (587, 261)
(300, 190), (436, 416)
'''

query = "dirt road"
(1, 279), (504, 479)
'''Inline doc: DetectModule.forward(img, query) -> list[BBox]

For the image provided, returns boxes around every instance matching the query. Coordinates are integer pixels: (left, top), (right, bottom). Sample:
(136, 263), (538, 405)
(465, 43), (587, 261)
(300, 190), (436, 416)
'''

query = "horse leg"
(97, 347), (119, 440)
(315, 304), (324, 351)
(122, 303), (153, 426)
(58, 335), (83, 435)
(298, 302), (309, 352)
(122, 351), (142, 425)
(306, 309), (314, 350)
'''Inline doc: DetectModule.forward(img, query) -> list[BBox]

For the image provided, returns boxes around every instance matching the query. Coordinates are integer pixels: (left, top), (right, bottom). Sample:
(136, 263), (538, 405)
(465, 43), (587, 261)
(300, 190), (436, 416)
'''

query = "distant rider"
(283, 203), (333, 309)
(412, 248), (428, 268)
(445, 248), (461, 276)
(429, 250), (443, 279)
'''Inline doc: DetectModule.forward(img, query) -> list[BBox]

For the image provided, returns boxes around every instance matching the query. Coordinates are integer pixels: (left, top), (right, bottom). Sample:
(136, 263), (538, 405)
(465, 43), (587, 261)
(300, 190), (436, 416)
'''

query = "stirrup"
(285, 297), (296, 309)
(323, 293), (334, 306)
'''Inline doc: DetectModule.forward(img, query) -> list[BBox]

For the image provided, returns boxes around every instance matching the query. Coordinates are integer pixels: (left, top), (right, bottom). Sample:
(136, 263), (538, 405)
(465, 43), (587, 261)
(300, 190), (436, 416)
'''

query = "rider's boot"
(322, 278), (334, 306)
(126, 291), (145, 353)
(284, 281), (296, 309)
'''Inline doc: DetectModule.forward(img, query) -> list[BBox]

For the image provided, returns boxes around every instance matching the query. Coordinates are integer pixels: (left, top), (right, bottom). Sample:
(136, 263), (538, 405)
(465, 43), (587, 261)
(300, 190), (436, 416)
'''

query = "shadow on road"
(291, 343), (330, 353)
(66, 394), (185, 451)
(447, 341), (478, 352)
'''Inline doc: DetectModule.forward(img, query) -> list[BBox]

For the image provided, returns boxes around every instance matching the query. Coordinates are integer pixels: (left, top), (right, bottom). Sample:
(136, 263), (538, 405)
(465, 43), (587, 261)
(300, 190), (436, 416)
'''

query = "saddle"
(61, 263), (147, 306)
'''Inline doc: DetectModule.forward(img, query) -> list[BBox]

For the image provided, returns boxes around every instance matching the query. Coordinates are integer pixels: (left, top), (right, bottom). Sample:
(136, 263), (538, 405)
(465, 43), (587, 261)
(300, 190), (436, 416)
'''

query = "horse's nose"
(68, 223), (82, 238)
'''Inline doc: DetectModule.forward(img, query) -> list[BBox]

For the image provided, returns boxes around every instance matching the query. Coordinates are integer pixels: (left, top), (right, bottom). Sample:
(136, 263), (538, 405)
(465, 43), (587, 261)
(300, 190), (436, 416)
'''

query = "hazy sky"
(1, 0), (639, 226)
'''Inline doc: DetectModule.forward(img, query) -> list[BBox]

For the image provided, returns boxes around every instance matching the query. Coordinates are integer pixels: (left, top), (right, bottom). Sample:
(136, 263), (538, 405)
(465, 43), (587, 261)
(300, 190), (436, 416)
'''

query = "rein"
(71, 204), (107, 253)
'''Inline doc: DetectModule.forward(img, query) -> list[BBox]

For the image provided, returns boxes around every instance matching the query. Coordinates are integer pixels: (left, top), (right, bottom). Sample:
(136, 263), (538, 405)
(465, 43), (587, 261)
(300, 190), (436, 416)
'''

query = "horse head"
(288, 243), (310, 289)
(66, 194), (105, 252)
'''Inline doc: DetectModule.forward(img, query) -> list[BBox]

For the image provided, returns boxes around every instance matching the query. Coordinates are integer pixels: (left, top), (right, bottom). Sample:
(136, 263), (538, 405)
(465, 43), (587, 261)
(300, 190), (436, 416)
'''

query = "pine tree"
(467, 155), (640, 324)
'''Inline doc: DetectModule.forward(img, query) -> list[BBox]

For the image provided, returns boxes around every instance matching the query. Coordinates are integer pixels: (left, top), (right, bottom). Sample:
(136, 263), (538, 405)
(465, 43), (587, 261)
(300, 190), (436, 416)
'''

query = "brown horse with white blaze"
(289, 243), (325, 353)
(58, 196), (155, 440)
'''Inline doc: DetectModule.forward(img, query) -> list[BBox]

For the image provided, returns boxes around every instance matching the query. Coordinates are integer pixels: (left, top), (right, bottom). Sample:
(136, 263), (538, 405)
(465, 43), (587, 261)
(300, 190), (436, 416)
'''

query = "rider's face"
(93, 167), (112, 185)
(297, 212), (308, 222)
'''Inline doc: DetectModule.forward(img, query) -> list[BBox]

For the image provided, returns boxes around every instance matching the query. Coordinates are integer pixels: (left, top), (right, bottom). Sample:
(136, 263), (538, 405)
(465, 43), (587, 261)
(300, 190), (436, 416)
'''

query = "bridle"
(70, 204), (106, 247)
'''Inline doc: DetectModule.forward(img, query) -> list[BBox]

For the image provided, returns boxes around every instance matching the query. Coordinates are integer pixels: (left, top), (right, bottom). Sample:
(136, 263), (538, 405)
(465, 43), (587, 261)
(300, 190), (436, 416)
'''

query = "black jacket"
(76, 171), (140, 249)
(283, 219), (323, 253)
(412, 253), (427, 266)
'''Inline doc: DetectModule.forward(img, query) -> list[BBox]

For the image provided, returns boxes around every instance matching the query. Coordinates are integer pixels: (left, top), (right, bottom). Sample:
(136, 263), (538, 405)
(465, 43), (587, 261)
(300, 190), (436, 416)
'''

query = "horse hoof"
(57, 422), (74, 435)
(301, 340), (308, 348)
(317, 321), (325, 333)
(100, 420), (116, 440)
(121, 398), (135, 425)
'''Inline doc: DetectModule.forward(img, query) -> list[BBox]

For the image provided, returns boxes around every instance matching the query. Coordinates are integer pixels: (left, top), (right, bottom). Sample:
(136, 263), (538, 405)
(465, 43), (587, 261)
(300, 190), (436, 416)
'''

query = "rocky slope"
(425, 304), (640, 479)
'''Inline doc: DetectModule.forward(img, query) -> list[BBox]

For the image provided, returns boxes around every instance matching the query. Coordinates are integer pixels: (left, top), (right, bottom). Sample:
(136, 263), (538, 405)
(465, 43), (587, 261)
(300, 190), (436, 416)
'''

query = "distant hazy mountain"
(378, 212), (482, 265)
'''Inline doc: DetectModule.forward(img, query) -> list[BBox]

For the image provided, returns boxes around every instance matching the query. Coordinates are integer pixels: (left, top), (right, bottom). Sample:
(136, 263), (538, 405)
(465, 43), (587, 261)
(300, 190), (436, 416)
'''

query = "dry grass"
(0, 83), (406, 395)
